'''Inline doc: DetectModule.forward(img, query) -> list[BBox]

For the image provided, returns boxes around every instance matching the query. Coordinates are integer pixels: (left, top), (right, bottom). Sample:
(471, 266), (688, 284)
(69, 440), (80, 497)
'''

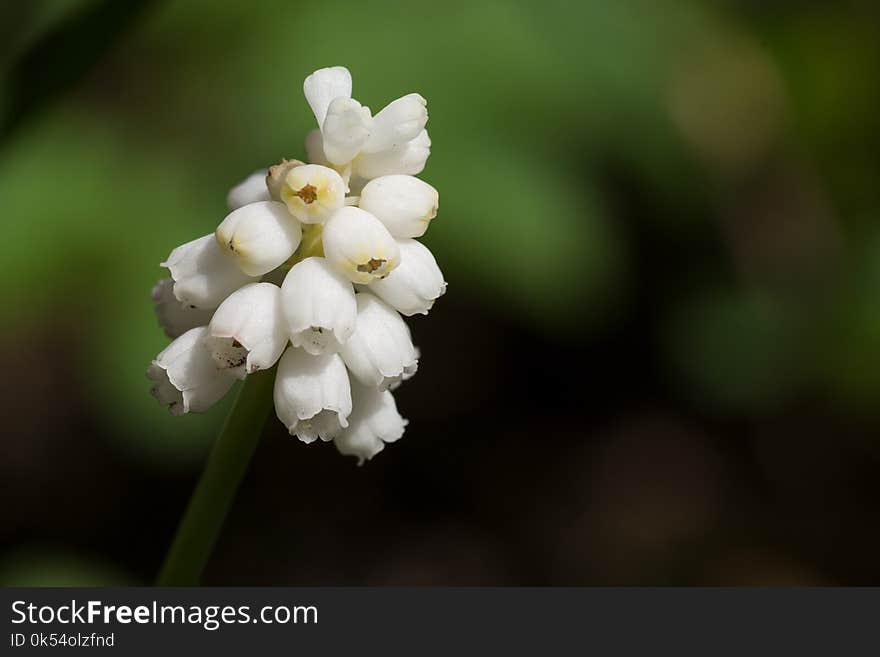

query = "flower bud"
(215, 201), (302, 276)
(303, 66), (353, 128)
(353, 129), (431, 180)
(334, 382), (407, 465)
(280, 164), (347, 225)
(147, 326), (238, 415)
(340, 293), (418, 389)
(322, 207), (401, 284)
(281, 257), (357, 355)
(322, 97), (372, 165)
(205, 282), (288, 376)
(369, 239), (446, 315)
(358, 174), (438, 238)
(162, 234), (257, 309)
(227, 169), (270, 210)
(273, 348), (352, 443)
(151, 278), (213, 339)
(362, 93), (427, 154)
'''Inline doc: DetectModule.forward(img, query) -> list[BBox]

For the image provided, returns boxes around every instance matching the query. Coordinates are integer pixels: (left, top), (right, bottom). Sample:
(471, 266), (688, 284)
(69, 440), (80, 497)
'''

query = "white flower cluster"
(147, 67), (445, 464)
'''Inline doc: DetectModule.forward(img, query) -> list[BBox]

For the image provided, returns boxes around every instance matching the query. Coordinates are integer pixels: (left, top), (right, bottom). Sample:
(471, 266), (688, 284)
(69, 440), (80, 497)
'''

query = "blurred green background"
(2, 0), (879, 585)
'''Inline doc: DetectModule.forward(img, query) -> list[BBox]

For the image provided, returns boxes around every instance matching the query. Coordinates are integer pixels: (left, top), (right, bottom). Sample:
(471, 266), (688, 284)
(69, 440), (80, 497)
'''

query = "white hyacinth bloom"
(340, 292), (418, 389)
(322, 207), (401, 284)
(335, 382), (407, 464)
(369, 239), (446, 316)
(147, 326), (238, 416)
(353, 129), (431, 180)
(273, 348), (352, 443)
(215, 201), (302, 276)
(226, 169), (270, 210)
(281, 257), (356, 355)
(322, 97), (372, 166)
(151, 278), (213, 339)
(280, 164), (347, 225)
(149, 66), (443, 463)
(304, 66), (353, 128)
(162, 234), (257, 310)
(205, 282), (288, 377)
(359, 174), (438, 238)
(362, 93), (427, 154)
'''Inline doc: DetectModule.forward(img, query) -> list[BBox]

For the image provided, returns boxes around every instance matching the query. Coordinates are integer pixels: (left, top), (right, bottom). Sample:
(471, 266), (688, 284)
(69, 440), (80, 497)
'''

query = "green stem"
(156, 369), (275, 586)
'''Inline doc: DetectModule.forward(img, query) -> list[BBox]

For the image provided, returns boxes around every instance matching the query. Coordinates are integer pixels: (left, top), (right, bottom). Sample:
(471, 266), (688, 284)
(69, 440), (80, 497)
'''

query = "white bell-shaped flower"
(162, 234), (257, 310)
(149, 66), (445, 462)
(151, 278), (213, 339)
(322, 97), (372, 166)
(369, 239), (446, 316)
(273, 347), (352, 443)
(204, 282), (288, 377)
(334, 382), (407, 464)
(280, 164), (347, 225)
(362, 93), (427, 154)
(353, 129), (431, 180)
(303, 66), (353, 128)
(147, 326), (238, 416)
(340, 292), (418, 389)
(226, 169), (270, 210)
(280, 256), (357, 355)
(358, 174), (438, 238)
(322, 207), (401, 284)
(215, 201), (302, 276)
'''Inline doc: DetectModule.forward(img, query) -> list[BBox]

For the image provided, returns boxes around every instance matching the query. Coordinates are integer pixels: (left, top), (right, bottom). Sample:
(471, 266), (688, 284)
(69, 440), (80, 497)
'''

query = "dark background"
(2, 0), (880, 585)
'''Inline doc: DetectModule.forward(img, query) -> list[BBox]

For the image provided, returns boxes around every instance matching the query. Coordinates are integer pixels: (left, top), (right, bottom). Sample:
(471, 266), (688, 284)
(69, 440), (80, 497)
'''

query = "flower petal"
(273, 347), (352, 443)
(322, 207), (400, 284)
(362, 93), (427, 154)
(147, 326), (238, 415)
(151, 278), (213, 339)
(303, 66), (352, 127)
(281, 257), (357, 355)
(322, 97), (372, 165)
(215, 201), (303, 276)
(353, 129), (431, 180)
(358, 174), (438, 238)
(339, 292), (418, 389)
(207, 282), (288, 375)
(280, 164), (346, 225)
(335, 382), (407, 464)
(369, 239), (446, 316)
(162, 234), (257, 309)
(226, 169), (271, 210)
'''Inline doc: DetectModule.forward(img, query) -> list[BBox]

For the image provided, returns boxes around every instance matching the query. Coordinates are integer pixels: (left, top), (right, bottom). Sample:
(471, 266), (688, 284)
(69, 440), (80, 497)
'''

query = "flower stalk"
(156, 368), (275, 586)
